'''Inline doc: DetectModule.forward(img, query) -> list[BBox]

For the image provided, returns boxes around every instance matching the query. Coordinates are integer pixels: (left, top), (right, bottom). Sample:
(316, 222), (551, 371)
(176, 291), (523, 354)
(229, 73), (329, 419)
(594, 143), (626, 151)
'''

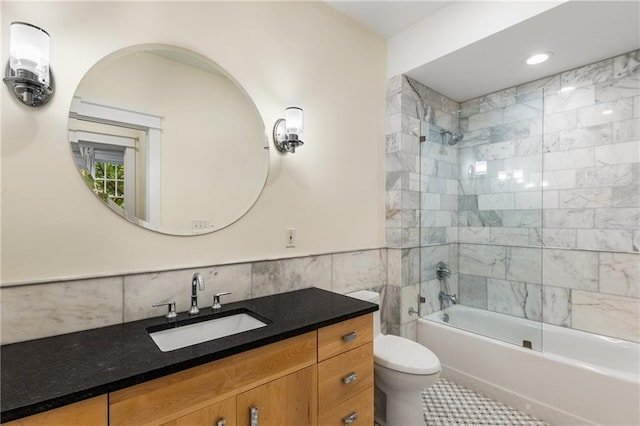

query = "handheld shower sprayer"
(440, 129), (464, 145)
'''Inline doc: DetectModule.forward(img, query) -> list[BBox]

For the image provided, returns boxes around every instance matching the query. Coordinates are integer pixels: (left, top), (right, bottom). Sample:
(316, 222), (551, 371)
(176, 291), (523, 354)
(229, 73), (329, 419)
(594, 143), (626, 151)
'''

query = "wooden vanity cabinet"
(6, 313), (374, 426)
(109, 332), (317, 426)
(4, 396), (107, 426)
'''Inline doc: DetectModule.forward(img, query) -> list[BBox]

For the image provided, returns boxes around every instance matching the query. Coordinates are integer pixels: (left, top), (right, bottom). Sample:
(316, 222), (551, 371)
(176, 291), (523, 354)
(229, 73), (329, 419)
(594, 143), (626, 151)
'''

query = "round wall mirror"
(68, 44), (269, 235)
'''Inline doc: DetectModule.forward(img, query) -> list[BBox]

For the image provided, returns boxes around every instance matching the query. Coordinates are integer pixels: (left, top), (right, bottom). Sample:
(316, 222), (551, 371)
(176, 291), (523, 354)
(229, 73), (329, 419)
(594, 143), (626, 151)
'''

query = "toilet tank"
(346, 290), (381, 336)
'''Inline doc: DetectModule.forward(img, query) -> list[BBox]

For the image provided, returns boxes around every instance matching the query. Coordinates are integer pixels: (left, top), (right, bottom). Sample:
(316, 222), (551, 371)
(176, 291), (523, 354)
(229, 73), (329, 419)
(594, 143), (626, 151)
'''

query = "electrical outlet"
(286, 228), (296, 248)
(192, 219), (210, 233)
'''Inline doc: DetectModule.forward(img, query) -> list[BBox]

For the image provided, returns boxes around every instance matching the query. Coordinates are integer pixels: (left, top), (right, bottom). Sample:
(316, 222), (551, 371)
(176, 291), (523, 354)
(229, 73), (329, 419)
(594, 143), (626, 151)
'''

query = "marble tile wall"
(386, 75), (422, 249)
(386, 76), (460, 339)
(0, 248), (387, 345)
(454, 50), (640, 342)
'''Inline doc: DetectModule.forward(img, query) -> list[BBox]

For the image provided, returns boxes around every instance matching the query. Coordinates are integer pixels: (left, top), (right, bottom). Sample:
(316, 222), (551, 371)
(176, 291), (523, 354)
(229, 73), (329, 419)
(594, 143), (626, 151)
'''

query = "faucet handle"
(212, 292), (232, 310)
(152, 301), (177, 319)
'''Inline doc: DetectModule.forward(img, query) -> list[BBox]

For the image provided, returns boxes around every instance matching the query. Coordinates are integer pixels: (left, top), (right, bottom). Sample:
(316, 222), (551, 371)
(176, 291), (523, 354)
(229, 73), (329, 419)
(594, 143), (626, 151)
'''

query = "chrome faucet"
(189, 272), (205, 315)
(439, 291), (457, 305)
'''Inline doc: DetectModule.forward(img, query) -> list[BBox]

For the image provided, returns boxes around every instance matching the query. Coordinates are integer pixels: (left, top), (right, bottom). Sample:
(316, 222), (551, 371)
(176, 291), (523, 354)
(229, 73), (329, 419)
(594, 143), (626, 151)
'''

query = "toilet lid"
(374, 335), (441, 375)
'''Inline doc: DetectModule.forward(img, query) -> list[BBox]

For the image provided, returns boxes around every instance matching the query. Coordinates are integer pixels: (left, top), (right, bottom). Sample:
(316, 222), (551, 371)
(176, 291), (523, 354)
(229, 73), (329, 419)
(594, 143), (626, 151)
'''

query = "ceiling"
(325, 1), (452, 38)
(325, 1), (640, 102)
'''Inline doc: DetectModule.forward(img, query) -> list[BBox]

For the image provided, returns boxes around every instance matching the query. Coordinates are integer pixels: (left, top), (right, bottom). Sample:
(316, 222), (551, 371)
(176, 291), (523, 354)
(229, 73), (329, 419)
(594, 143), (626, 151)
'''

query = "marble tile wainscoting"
(0, 248), (387, 345)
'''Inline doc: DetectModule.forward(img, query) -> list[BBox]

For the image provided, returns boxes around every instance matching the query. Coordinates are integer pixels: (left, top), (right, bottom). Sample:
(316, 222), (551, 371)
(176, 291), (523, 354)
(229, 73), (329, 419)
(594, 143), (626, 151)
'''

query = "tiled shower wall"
(457, 84), (545, 324)
(386, 75), (461, 339)
(458, 50), (639, 342)
(389, 50), (639, 343)
(0, 248), (387, 345)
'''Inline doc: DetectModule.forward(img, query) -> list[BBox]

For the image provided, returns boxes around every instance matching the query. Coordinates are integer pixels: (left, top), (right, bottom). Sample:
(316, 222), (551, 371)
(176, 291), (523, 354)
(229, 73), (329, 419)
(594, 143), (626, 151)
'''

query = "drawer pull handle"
(343, 412), (358, 424)
(250, 406), (259, 426)
(217, 418), (226, 426)
(342, 332), (358, 343)
(342, 372), (358, 384)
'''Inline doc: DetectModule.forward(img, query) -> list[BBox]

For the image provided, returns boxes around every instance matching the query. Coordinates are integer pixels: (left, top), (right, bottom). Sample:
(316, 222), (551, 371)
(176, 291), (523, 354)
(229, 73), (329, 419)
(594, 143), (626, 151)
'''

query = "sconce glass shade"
(10, 22), (50, 85)
(3, 21), (54, 107)
(285, 107), (303, 134)
(273, 106), (304, 154)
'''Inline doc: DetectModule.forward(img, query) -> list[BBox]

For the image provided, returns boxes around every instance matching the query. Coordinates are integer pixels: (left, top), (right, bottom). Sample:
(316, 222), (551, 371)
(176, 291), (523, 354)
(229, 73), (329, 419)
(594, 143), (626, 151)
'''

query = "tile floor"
(422, 379), (548, 426)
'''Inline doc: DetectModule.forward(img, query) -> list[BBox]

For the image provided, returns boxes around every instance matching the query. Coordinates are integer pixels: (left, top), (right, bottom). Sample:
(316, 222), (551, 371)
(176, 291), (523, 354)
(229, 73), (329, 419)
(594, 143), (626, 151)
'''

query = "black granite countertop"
(0, 287), (378, 422)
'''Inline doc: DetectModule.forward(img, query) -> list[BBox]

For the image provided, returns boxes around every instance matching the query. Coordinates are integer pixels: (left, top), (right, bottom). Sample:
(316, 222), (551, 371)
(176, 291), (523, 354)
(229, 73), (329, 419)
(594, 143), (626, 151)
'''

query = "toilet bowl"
(347, 290), (441, 426)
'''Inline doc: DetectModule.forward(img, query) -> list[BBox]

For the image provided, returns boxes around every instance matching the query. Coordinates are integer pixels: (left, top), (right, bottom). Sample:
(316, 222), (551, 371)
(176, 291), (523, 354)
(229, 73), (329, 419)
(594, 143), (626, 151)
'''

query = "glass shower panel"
(420, 88), (544, 351)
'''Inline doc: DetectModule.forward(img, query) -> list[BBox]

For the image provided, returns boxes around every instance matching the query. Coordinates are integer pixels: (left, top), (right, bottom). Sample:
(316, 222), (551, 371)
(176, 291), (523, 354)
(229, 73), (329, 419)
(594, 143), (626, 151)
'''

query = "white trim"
(69, 130), (137, 149)
(123, 148), (136, 218)
(146, 128), (162, 226)
(70, 96), (163, 130)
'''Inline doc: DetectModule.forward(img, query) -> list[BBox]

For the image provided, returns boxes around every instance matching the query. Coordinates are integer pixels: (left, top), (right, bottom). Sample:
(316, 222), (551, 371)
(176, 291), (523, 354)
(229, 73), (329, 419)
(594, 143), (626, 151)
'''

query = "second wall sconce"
(3, 21), (54, 107)
(273, 107), (304, 153)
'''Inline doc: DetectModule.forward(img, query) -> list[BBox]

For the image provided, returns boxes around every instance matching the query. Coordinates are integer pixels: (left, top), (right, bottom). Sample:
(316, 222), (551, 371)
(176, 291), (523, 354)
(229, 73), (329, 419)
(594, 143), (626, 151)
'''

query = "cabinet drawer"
(317, 314), (372, 361)
(318, 387), (373, 426)
(317, 342), (373, 414)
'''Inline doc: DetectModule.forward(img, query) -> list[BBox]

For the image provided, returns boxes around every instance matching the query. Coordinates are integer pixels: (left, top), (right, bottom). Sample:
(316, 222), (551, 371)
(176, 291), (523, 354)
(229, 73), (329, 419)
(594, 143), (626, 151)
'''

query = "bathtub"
(418, 305), (640, 425)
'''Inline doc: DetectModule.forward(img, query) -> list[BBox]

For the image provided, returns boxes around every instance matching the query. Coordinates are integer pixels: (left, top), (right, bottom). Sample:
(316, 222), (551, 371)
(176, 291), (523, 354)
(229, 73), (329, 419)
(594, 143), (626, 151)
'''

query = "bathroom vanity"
(1, 288), (377, 425)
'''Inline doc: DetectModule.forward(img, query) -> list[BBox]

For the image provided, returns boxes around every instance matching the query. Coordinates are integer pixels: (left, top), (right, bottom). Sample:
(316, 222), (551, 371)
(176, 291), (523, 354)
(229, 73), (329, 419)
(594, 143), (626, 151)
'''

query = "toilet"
(347, 290), (441, 426)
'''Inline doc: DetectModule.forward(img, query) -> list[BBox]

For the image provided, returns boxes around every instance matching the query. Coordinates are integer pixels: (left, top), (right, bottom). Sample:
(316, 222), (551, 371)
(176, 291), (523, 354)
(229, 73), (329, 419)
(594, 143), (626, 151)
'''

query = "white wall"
(387, 1), (565, 78)
(0, 1), (387, 284)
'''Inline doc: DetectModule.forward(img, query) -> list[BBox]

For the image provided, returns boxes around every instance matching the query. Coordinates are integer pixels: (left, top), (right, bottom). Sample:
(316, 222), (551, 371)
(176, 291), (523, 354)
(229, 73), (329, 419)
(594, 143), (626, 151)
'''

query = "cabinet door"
(160, 396), (236, 426)
(4, 396), (107, 426)
(237, 365), (317, 426)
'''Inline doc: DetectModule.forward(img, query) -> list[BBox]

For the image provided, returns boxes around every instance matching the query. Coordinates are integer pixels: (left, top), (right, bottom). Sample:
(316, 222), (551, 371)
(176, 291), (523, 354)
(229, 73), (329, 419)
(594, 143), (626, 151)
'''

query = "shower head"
(450, 132), (464, 145)
(440, 129), (464, 145)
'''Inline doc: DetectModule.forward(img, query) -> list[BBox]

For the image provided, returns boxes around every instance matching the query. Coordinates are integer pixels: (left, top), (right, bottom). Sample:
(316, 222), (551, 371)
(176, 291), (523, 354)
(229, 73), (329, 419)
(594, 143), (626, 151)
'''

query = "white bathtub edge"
(440, 365), (597, 426)
(418, 316), (640, 425)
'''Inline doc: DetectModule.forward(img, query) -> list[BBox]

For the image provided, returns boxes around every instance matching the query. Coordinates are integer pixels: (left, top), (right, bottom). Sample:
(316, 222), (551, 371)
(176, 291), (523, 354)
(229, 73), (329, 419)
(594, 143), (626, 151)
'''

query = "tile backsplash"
(0, 248), (387, 345)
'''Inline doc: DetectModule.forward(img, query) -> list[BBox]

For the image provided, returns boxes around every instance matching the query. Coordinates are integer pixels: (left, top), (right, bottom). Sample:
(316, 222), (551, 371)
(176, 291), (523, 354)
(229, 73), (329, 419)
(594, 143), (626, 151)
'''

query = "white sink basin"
(149, 312), (268, 352)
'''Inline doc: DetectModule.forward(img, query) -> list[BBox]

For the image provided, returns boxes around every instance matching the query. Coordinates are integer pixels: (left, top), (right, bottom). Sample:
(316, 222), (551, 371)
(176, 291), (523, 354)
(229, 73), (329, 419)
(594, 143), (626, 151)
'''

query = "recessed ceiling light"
(559, 86), (575, 94)
(525, 52), (552, 65)
(602, 109), (613, 115)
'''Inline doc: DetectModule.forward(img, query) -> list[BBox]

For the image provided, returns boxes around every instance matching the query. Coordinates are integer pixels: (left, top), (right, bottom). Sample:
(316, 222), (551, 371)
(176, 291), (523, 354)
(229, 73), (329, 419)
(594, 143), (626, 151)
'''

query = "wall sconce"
(3, 21), (54, 107)
(273, 107), (304, 153)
